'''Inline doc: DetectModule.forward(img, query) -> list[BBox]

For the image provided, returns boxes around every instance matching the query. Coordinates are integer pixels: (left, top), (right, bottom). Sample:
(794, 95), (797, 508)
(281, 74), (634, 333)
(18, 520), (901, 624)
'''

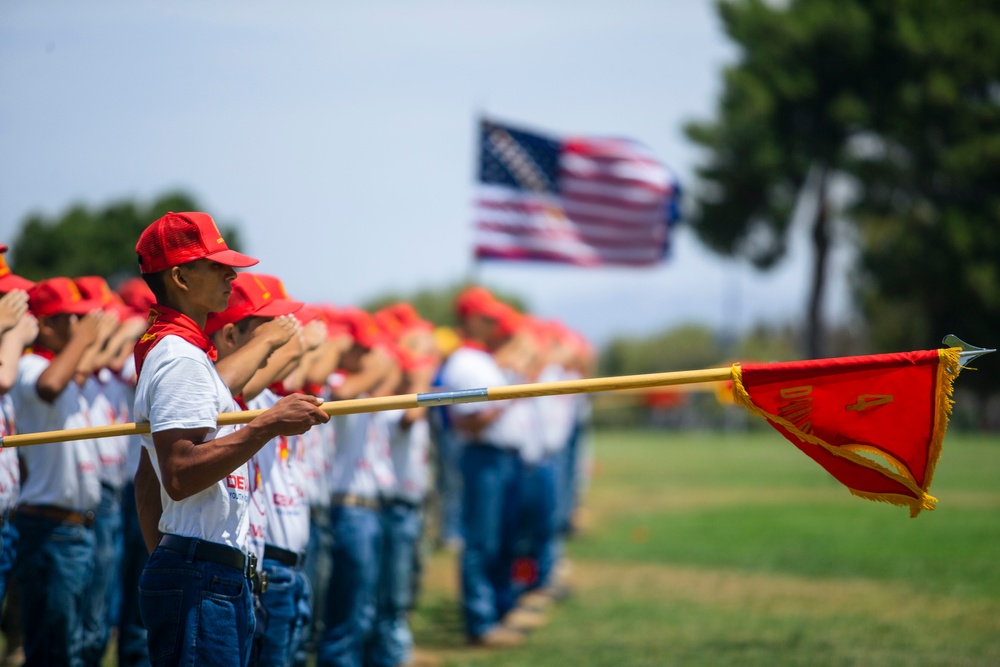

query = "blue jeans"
(295, 506), (332, 667)
(138, 544), (255, 667)
(514, 456), (560, 599)
(369, 502), (423, 667)
(428, 407), (463, 545)
(253, 559), (311, 667)
(557, 424), (582, 534)
(460, 444), (522, 638)
(13, 512), (96, 667)
(83, 483), (123, 667)
(0, 516), (18, 605)
(316, 505), (382, 667)
(118, 481), (151, 667)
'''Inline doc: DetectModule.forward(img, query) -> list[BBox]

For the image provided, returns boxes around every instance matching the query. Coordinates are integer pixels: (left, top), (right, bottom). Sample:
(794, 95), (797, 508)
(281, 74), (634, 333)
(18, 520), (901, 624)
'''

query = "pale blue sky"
(0, 0), (852, 345)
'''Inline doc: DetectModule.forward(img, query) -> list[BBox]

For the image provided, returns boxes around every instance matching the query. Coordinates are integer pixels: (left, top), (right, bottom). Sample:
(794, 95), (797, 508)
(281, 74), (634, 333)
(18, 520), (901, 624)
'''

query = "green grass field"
(411, 429), (1000, 667)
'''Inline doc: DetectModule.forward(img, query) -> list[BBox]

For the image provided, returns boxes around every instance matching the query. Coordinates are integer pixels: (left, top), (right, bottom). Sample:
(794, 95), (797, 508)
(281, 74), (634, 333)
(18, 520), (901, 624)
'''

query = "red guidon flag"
(731, 348), (962, 517)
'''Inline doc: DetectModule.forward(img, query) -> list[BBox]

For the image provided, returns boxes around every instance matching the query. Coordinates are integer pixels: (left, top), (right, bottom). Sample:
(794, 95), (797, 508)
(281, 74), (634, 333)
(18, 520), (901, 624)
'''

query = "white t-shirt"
(498, 368), (539, 462)
(298, 380), (334, 510)
(246, 454), (267, 562)
(84, 371), (130, 490)
(0, 395), (20, 513)
(12, 353), (102, 511)
(298, 420), (332, 510)
(329, 409), (394, 499)
(133, 336), (250, 550)
(384, 409), (431, 504)
(438, 346), (520, 450)
(117, 355), (145, 481)
(536, 364), (576, 457)
(249, 389), (310, 554)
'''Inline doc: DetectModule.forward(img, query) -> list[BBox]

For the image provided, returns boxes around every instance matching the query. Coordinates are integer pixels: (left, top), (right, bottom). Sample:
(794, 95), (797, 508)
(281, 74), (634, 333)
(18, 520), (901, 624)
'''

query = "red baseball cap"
(0, 245), (35, 293)
(389, 302), (433, 333)
(136, 212), (258, 274)
(29, 277), (103, 318)
(317, 304), (350, 338)
(455, 286), (507, 320)
(373, 307), (405, 339)
(251, 276), (328, 329)
(74, 276), (134, 320)
(294, 304), (323, 326)
(204, 272), (303, 335)
(116, 277), (156, 315)
(254, 274), (291, 301)
(336, 308), (387, 350)
(495, 303), (524, 337)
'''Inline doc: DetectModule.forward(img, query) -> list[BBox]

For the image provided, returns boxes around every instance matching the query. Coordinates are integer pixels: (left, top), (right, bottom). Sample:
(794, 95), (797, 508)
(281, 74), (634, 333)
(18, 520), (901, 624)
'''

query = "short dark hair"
(140, 266), (169, 305)
(233, 317), (255, 335)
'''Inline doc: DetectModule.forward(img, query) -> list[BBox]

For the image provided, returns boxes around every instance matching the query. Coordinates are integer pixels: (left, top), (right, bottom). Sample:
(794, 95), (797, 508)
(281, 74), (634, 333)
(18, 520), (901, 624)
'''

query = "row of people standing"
(0, 211), (593, 667)
(0, 222), (432, 667)
(131, 212), (444, 667)
(0, 246), (153, 667)
(434, 286), (594, 648)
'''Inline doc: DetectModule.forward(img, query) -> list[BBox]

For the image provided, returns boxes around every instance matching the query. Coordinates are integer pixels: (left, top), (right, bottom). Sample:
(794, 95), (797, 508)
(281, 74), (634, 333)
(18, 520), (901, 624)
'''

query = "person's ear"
(221, 322), (241, 350)
(169, 266), (187, 292)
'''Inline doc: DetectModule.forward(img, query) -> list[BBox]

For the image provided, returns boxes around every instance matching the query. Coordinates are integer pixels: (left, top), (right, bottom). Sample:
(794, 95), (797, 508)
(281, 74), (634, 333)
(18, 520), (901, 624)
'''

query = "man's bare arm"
(215, 317), (298, 397)
(330, 346), (393, 400)
(35, 312), (100, 402)
(153, 393), (329, 501)
(134, 448), (164, 554)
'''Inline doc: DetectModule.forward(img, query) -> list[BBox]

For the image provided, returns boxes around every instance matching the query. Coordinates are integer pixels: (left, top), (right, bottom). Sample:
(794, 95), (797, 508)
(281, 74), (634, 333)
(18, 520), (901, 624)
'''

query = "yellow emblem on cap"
(251, 275), (271, 301)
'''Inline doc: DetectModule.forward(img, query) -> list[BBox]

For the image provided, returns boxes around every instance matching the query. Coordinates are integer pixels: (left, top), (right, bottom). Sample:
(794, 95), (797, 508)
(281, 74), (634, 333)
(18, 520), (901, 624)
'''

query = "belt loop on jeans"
(185, 536), (198, 564)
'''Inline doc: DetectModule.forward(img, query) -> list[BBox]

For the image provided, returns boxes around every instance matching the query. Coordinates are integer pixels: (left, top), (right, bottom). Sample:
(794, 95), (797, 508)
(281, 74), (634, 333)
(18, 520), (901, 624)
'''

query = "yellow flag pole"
(0, 366), (734, 448)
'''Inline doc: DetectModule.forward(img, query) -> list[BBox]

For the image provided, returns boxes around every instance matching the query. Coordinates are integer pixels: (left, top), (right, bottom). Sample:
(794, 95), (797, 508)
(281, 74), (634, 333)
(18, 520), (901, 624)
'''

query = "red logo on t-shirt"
(226, 475), (248, 491)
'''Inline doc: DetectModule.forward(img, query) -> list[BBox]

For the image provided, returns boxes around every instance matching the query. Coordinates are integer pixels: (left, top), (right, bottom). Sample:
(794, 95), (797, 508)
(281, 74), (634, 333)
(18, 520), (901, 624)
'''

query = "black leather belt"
(389, 497), (422, 510)
(16, 504), (96, 528)
(263, 544), (305, 568)
(158, 534), (249, 573)
(469, 442), (520, 455)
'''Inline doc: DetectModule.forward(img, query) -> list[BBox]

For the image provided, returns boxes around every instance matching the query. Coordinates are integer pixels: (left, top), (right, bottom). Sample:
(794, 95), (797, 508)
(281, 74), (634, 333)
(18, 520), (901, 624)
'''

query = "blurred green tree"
(685, 0), (885, 359)
(688, 0), (1000, 396)
(9, 192), (244, 286)
(599, 324), (723, 377)
(846, 2), (1000, 389)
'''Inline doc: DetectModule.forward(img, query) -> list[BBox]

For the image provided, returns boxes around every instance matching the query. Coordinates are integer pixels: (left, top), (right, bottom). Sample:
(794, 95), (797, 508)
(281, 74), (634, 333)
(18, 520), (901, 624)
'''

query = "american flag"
(473, 119), (680, 267)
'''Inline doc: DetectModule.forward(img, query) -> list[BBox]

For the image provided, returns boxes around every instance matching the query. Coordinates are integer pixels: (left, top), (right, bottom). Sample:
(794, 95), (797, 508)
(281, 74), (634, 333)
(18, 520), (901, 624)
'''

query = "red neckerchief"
(134, 305), (217, 379)
(29, 344), (56, 361)
(268, 381), (288, 397)
(460, 339), (489, 352)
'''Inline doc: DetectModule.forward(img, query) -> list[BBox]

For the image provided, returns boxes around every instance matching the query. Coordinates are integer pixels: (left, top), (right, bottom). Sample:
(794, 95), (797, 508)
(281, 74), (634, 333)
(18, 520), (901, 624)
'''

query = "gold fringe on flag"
(729, 347), (962, 517)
